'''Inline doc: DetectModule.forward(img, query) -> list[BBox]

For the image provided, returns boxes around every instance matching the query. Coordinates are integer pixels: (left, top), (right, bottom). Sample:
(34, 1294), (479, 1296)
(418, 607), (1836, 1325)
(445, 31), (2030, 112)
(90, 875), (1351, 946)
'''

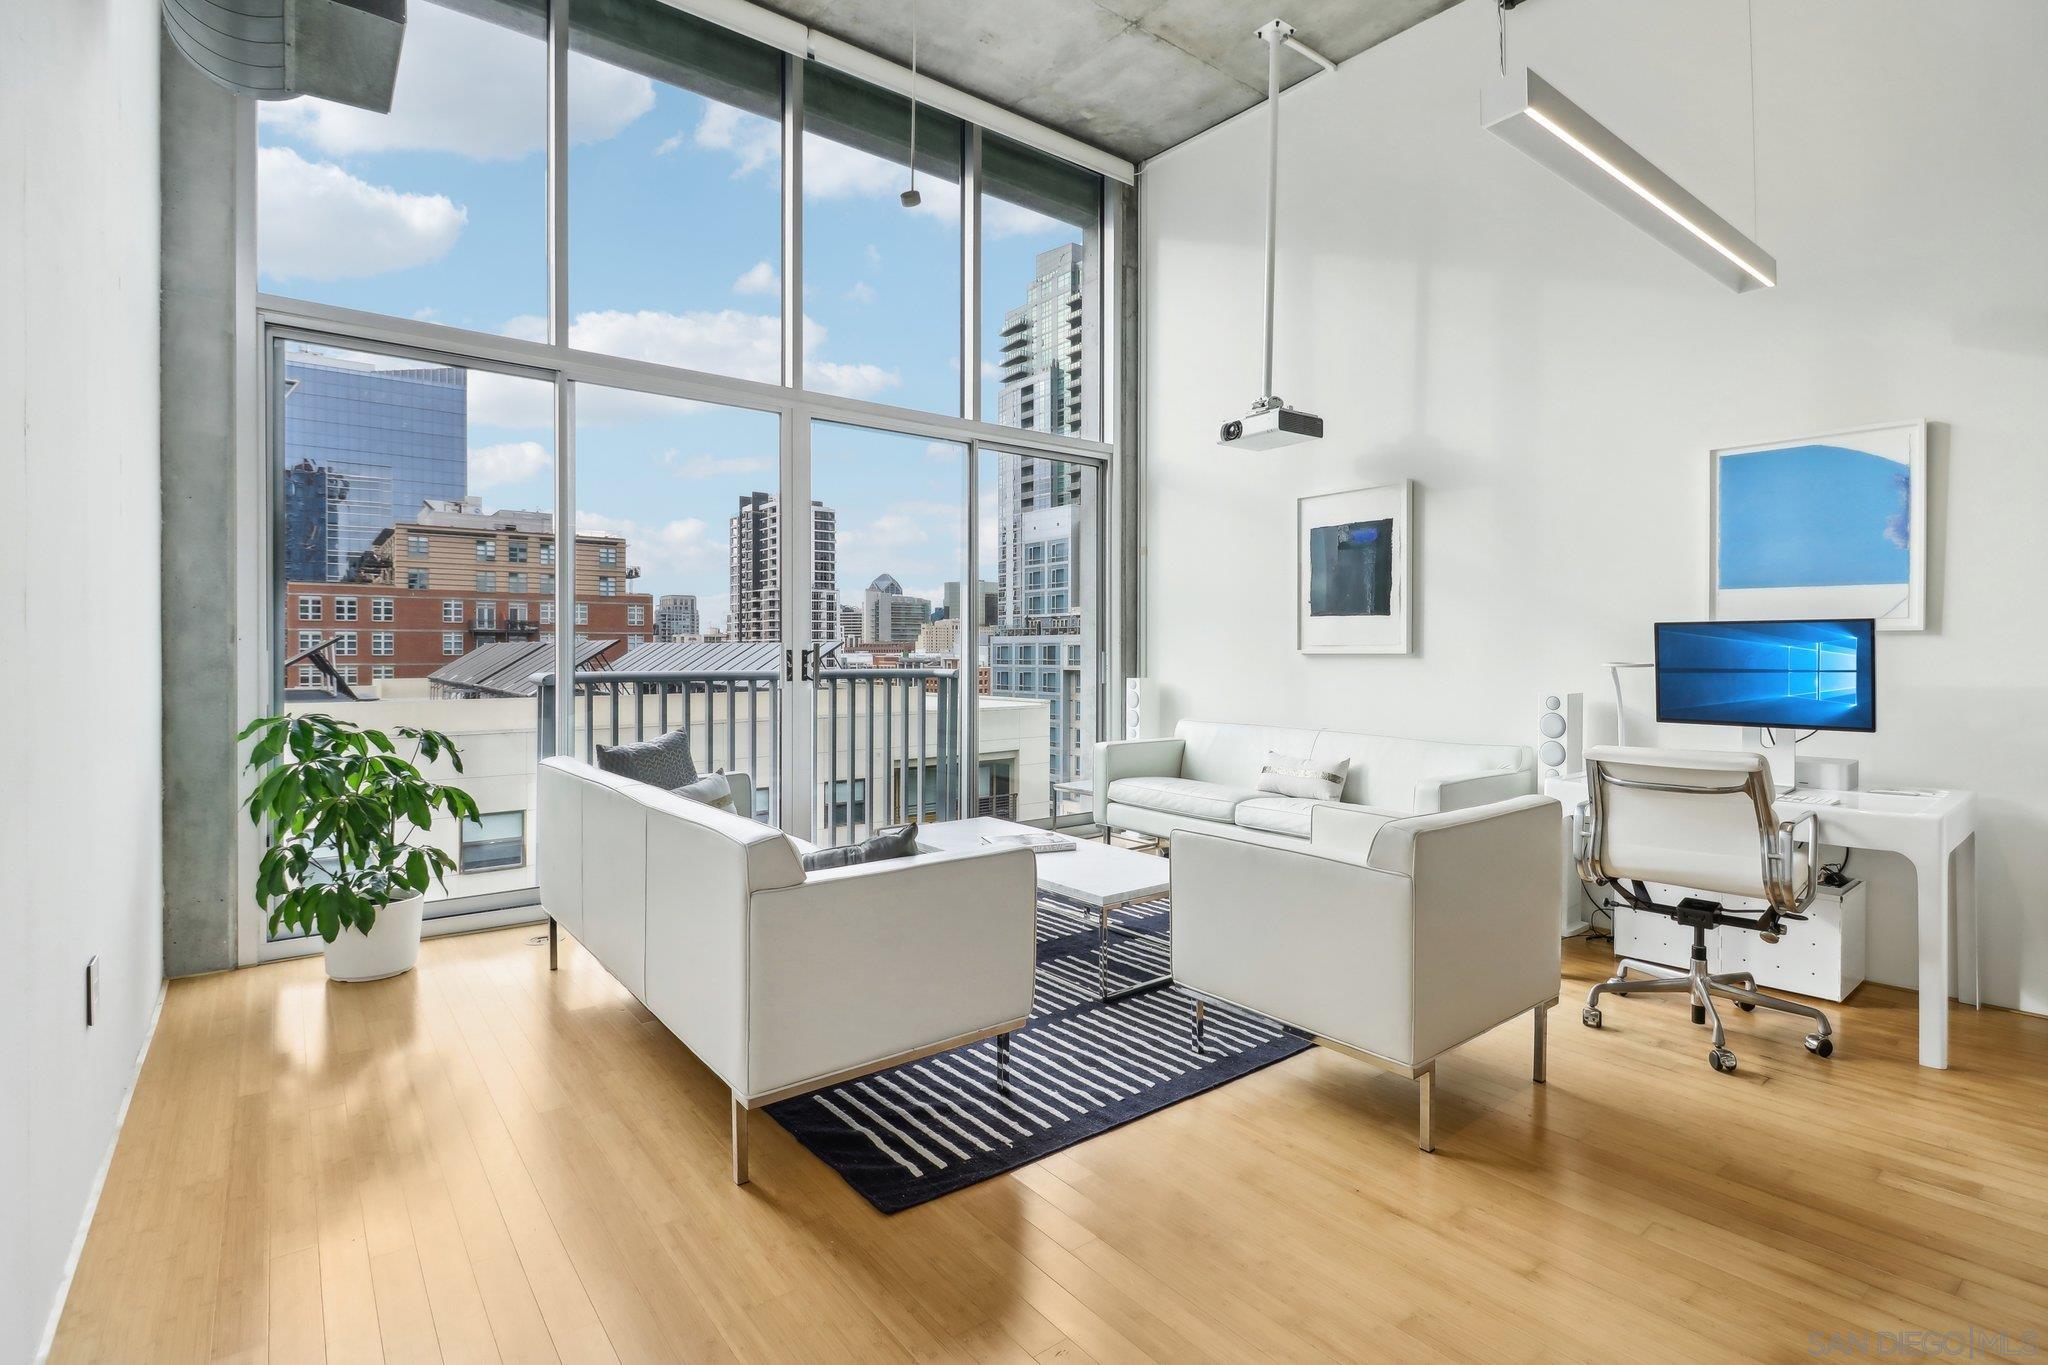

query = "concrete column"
(158, 44), (241, 976)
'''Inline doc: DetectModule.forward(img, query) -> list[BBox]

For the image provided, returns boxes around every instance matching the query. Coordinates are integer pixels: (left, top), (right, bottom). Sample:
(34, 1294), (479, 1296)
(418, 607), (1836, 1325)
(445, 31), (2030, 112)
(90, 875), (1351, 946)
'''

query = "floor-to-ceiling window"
(251, 0), (1122, 948)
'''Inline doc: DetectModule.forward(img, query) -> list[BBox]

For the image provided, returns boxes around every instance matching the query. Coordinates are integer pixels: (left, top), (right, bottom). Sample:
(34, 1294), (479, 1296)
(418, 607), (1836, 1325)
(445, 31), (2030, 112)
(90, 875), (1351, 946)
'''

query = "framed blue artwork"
(1708, 421), (1928, 632)
(1297, 480), (1412, 654)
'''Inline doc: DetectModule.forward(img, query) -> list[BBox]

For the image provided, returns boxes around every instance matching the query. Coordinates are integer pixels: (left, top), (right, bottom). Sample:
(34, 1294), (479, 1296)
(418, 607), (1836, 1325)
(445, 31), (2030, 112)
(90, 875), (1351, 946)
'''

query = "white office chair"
(1575, 746), (1834, 1074)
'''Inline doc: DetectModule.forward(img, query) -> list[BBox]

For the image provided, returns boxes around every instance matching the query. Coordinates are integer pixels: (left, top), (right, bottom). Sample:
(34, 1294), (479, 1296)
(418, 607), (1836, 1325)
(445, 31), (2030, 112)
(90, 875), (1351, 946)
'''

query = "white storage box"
(1611, 879), (1866, 1003)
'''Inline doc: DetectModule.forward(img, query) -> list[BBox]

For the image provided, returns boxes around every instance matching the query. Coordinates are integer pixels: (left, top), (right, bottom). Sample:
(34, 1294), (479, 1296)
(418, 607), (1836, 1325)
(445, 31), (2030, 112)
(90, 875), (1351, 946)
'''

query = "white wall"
(0, 1), (165, 1357)
(1142, 0), (2048, 1012)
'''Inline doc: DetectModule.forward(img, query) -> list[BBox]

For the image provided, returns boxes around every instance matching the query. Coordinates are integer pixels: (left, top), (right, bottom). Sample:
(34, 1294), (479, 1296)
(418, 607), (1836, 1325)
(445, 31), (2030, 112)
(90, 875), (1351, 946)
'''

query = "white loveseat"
(1172, 795), (1564, 1151)
(1094, 720), (1537, 843)
(537, 755), (1038, 1185)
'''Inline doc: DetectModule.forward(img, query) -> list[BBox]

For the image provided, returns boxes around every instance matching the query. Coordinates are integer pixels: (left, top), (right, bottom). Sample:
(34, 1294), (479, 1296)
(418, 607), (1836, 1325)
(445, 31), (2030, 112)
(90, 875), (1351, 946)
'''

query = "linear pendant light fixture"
(1481, 4), (1776, 292)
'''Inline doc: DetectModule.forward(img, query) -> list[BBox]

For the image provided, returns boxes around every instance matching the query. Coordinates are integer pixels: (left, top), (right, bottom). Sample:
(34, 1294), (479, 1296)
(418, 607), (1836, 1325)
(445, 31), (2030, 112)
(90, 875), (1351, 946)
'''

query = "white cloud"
(469, 440), (552, 491)
(260, 3), (652, 161)
(472, 308), (900, 422)
(257, 146), (465, 282)
(575, 510), (721, 580)
(466, 349), (554, 430)
(694, 103), (779, 176)
(844, 281), (877, 305)
(663, 452), (773, 479)
(732, 260), (780, 296)
(864, 244), (884, 272)
(576, 308), (783, 378)
(983, 196), (1068, 240)
(838, 500), (960, 555)
(808, 360), (900, 401)
(697, 106), (979, 230)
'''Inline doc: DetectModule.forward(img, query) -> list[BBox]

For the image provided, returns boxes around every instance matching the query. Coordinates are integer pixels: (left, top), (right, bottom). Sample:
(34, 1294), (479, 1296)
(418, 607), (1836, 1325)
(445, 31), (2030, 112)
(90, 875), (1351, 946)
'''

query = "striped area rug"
(764, 895), (1311, 1213)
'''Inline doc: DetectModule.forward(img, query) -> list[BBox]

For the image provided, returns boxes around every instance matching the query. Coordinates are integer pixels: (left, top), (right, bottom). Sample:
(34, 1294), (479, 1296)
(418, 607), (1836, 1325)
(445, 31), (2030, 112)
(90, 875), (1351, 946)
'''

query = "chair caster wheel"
(1709, 1048), (1738, 1074)
(1805, 1034), (1834, 1058)
(1582, 1007), (1602, 1029)
(1737, 1001), (1756, 1012)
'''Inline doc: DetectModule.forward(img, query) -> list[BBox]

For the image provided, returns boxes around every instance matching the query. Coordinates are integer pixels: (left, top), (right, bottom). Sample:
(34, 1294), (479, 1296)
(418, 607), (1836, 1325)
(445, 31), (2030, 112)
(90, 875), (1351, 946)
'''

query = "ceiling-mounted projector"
(1219, 399), (1324, 449)
(1220, 18), (1332, 451)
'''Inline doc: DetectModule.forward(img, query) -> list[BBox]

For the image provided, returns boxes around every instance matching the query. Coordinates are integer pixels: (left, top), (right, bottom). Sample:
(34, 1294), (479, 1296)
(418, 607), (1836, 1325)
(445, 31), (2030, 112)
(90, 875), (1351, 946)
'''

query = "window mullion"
(782, 51), (804, 390)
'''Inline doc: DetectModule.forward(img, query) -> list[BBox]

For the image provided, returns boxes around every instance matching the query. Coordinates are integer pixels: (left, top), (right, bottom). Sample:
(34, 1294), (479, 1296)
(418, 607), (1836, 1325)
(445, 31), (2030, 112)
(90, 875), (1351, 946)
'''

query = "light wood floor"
(52, 922), (2048, 1364)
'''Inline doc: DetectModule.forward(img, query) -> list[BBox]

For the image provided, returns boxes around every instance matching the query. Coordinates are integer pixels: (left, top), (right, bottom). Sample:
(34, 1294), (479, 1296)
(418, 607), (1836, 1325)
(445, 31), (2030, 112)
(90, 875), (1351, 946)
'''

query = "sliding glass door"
(792, 422), (970, 844)
(565, 385), (786, 818)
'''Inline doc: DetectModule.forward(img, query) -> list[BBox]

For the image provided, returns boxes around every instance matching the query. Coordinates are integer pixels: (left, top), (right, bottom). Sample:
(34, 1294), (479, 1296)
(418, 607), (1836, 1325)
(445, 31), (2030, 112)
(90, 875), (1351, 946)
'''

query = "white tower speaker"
(1537, 691), (1583, 780)
(1124, 677), (1151, 740)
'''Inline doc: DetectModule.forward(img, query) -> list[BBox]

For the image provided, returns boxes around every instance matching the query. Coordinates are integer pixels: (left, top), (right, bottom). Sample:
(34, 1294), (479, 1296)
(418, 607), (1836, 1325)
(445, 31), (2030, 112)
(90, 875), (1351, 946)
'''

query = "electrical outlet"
(86, 955), (100, 1027)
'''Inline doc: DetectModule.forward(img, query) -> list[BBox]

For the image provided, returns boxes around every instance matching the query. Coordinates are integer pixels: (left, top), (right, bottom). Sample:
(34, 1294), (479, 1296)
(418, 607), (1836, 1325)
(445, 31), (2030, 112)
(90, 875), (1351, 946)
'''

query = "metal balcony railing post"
(828, 677), (841, 846)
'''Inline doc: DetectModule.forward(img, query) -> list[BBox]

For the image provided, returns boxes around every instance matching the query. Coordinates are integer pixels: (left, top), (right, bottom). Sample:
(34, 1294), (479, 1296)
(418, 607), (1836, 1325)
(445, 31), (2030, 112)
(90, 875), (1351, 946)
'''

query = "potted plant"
(240, 712), (480, 982)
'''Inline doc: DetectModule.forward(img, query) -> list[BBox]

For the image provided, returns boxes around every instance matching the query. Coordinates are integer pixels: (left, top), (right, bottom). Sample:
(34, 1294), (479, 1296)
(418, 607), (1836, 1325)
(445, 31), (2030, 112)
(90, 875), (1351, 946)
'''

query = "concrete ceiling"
(761, 0), (1460, 163)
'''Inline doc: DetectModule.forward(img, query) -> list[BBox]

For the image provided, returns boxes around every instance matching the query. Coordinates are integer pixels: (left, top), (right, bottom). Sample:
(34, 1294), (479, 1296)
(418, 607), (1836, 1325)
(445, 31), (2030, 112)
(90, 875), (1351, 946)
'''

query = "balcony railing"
(536, 666), (782, 815)
(534, 665), (977, 847)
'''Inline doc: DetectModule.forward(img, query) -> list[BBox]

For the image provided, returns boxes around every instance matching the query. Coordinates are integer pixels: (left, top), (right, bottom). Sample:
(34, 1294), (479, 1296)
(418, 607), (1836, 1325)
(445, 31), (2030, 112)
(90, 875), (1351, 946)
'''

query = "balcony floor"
(49, 919), (2048, 1362)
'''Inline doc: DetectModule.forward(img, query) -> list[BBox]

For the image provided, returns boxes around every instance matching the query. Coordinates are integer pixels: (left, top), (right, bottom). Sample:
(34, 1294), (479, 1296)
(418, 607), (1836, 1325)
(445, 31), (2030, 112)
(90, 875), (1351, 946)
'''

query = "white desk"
(1546, 777), (1977, 1069)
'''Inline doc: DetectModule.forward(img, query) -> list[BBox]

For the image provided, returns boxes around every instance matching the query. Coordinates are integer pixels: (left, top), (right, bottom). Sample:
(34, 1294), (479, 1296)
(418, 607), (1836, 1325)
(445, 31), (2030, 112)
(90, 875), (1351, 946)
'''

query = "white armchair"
(1170, 794), (1563, 1150)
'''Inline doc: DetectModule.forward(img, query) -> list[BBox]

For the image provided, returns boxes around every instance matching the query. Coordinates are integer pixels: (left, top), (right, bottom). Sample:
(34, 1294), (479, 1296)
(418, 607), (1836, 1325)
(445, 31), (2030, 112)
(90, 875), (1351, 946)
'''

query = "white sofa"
(536, 755), (1038, 1184)
(1094, 720), (1536, 843)
(1171, 794), (1564, 1150)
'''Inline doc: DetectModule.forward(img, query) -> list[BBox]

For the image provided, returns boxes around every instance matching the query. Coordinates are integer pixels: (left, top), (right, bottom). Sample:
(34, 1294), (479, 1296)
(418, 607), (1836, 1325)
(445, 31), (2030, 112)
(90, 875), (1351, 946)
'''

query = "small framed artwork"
(1708, 420), (1927, 631)
(1297, 480), (1413, 655)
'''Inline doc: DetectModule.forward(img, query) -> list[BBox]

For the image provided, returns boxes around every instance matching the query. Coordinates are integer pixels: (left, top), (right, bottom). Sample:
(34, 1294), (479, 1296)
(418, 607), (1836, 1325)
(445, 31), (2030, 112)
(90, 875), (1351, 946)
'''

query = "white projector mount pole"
(1253, 19), (1335, 411)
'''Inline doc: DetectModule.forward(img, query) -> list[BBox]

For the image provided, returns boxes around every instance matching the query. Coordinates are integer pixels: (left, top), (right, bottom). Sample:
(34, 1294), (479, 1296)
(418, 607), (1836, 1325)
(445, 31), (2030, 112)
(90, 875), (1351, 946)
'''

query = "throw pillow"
(595, 727), (698, 790)
(671, 772), (735, 813)
(1256, 751), (1349, 801)
(800, 824), (920, 873)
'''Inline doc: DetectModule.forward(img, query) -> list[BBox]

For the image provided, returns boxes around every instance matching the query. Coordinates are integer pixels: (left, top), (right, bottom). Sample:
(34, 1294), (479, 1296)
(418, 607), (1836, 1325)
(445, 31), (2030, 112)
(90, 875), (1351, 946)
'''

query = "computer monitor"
(1654, 619), (1876, 734)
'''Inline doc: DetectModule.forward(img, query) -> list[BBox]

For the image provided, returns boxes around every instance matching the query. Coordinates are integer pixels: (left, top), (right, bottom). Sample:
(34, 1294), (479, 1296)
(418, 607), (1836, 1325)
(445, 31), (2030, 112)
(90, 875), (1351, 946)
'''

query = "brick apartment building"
(283, 498), (653, 694)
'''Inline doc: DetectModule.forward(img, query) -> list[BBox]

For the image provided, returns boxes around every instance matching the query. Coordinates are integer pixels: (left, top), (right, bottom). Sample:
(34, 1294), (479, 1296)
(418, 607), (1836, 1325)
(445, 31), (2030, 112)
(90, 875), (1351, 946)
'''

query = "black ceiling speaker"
(163, 0), (407, 113)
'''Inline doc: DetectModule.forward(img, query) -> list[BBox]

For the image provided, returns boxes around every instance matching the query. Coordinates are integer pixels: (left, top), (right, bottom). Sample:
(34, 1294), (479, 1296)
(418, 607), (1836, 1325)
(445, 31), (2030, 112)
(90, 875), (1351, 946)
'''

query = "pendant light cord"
(907, 0), (919, 197)
(1746, 0), (1759, 239)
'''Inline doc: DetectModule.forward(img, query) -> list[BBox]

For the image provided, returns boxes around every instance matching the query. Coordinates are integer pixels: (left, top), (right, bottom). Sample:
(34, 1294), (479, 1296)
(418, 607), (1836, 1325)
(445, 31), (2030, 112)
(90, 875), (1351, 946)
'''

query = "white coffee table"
(917, 816), (1173, 1001)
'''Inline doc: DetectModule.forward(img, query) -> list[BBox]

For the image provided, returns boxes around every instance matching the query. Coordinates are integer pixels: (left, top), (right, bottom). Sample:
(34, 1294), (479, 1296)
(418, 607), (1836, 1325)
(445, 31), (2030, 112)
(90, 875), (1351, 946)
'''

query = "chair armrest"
(1380, 796), (1564, 1062)
(1092, 737), (1186, 824)
(1412, 766), (1536, 814)
(1170, 825), (1421, 1062)
(1310, 802), (1403, 857)
(742, 846), (1038, 1100)
(1367, 795), (1559, 875)
(722, 771), (754, 822)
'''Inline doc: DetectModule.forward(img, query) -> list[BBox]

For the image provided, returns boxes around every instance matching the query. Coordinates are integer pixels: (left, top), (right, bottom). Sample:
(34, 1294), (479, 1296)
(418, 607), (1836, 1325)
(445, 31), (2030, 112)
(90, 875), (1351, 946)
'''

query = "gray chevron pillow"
(595, 727), (699, 790)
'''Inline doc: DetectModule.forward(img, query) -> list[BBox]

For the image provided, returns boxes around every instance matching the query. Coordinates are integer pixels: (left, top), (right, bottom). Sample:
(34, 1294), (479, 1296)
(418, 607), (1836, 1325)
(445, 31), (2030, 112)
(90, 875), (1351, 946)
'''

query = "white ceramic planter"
(323, 892), (424, 982)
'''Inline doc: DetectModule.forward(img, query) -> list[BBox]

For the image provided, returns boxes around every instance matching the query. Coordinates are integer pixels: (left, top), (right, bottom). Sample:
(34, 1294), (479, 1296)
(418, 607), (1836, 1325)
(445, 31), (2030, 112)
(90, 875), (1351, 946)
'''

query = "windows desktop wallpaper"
(1655, 620), (1876, 732)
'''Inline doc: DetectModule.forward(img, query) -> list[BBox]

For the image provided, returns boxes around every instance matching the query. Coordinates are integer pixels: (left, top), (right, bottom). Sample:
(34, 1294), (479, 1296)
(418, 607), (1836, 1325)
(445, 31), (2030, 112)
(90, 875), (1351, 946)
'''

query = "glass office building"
(282, 353), (469, 583)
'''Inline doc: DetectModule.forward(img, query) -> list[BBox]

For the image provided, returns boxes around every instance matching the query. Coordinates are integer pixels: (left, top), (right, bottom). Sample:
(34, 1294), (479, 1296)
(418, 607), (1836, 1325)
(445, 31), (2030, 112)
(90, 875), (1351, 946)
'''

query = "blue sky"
(257, 0), (1083, 629)
(1717, 443), (1911, 590)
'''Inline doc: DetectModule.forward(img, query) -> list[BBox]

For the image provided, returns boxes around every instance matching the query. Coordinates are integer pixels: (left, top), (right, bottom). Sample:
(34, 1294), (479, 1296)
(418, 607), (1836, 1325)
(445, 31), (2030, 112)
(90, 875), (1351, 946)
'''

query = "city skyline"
(257, 0), (1091, 637)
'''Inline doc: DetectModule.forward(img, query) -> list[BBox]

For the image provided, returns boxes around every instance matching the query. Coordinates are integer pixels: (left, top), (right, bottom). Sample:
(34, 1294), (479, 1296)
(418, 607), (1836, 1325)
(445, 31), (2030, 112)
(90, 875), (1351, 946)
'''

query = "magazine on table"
(980, 831), (1078, 854)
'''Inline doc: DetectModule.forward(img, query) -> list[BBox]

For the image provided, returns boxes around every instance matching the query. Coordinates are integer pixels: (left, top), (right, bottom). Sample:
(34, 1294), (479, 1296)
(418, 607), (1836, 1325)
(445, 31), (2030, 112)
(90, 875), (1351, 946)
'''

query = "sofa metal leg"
(731, 1094), (750, 1187)
(1417, 1068), (1435, 1153)
(1533, 1005), (1547, 1084)
(996, 1033), (1012, 1092)
(548, 915), (558, 972)
(1192, 998), (1207, 1048)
